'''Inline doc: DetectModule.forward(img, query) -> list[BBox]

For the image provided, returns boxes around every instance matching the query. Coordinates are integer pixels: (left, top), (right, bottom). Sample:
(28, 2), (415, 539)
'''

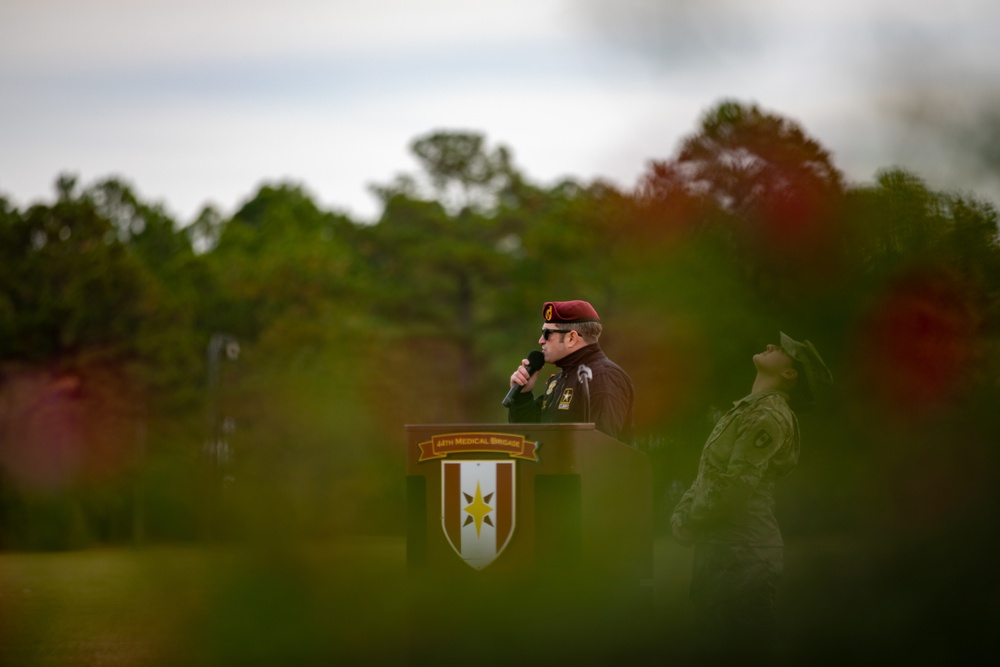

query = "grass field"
(3, 537), (677, 666)
(0, 537), (419, 666)
(0, 534), (972, 665)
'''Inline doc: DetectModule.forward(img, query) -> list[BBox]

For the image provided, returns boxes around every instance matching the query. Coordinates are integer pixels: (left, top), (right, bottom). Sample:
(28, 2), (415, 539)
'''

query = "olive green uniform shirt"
(672, 390), (800, 546)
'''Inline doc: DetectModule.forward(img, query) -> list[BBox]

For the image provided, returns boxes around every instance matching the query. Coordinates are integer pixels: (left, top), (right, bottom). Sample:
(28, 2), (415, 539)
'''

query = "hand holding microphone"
(502, 350), (545, 407)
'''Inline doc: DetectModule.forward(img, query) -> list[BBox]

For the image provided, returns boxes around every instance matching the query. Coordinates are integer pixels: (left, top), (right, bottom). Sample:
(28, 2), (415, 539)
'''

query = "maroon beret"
(542, 300), (601, 324)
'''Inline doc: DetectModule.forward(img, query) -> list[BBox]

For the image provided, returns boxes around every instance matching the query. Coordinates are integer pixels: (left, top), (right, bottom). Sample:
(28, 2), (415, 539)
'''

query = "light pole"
(204, 332), (239, 540)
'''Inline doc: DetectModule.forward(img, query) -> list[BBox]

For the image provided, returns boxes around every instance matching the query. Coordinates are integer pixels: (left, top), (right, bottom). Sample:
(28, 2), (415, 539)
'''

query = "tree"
(0, 180), (148, 365)
(206, 182), (361, 345)
(637, 100), (846, 299)
(82, 177), (207, 409)
(406, 130), (515, 213)
(366, 132), (521, 421)
(838, 169), (1000, 417)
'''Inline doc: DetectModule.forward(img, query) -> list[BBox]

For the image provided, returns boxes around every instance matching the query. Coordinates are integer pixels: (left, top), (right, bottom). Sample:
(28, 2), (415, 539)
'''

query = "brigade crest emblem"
(441, 460), (516, 570)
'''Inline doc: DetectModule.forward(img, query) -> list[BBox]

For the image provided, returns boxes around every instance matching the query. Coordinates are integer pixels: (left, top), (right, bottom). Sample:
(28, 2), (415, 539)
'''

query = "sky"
(2, 0), (999, 225)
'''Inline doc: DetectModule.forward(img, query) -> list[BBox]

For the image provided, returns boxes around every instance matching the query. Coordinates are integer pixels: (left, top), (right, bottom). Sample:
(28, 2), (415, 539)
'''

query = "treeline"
(1, 100), (999, 560)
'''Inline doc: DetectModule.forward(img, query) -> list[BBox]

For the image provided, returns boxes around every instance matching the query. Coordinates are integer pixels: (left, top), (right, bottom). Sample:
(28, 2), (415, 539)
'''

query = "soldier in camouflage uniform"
(671, 332), (831, 657)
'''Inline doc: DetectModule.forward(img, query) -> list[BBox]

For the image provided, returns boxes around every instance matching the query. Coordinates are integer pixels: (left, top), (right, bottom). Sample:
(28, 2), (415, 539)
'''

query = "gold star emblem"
(462, 481), (494, 537)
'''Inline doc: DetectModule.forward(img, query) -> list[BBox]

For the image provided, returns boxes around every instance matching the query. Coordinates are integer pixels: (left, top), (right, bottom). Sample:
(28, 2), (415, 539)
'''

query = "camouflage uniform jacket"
(507, 342), (635, 445)
(672, 390), (799, 546)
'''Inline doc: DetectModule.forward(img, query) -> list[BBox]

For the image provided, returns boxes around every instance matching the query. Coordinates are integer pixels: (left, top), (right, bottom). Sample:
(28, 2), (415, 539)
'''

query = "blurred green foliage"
(2, 101), (1000, 653)
(2, 99), (999, 546)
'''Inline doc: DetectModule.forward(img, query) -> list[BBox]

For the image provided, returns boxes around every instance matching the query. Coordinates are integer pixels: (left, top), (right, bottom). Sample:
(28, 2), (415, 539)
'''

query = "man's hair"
(565, 321), (602, 342)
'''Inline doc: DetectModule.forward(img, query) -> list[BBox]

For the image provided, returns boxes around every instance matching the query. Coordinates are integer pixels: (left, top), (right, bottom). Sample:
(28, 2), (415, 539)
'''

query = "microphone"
(577, 364), (592, 423)
(502, 350), (545, 407)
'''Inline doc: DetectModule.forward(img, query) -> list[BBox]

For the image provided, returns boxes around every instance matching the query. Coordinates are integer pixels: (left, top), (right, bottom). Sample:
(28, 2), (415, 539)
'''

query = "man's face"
(753, 343), (796, 378)
(539, 325), (573, 364)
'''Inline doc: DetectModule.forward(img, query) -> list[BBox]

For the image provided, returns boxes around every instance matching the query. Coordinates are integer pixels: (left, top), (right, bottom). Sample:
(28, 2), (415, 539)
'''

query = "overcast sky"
(2, 0), (999, 224)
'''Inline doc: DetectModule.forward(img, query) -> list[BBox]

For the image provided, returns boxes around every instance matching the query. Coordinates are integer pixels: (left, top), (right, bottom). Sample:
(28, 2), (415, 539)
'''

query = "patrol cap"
(780, 332), (832, 396)
(542, 300), (601, 324)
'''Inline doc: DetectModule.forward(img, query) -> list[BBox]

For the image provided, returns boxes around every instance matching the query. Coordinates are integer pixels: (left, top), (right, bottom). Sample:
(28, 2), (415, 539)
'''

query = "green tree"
(366, 132), (520, 422)
(207, 182), (361, 344)
(407, 130), (515, 213)
(0, 177), (149, 365)
(82, 177), (207, 409)
(0, 175), (208, 544)
(365, 132), (635, 423)
(195, 182), (389, 540)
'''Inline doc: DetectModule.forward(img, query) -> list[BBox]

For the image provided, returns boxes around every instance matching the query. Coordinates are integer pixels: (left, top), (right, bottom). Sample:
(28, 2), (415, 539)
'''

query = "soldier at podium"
(506, 300), (636, 445)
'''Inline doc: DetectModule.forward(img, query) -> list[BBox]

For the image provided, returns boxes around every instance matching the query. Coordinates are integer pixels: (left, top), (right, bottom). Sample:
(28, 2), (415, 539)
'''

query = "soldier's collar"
(734, 389), (791, 408)
(555, 342), (602, 370)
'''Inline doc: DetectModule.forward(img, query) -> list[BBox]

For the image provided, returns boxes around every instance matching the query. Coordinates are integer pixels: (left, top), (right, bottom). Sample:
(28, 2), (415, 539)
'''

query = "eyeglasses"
(541, 328), (573, 340)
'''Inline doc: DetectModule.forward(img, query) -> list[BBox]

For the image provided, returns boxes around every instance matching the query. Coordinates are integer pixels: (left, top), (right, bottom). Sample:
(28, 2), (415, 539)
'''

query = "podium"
(405, 422), (652, 580)
(405, 423), (654, 663)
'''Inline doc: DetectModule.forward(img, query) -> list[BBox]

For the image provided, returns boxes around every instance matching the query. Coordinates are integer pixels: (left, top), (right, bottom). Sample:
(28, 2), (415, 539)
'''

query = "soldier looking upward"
(671, 332), (832, 658)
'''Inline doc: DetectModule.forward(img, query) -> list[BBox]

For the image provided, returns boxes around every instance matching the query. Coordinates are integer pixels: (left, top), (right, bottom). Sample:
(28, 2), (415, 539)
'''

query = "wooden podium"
(405, 422), (652, 582)
(405, 423), (655, 663)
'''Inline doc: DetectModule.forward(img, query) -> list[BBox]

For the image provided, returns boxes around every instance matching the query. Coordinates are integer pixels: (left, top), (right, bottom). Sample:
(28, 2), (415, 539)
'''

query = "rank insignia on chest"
(558, 387), (574, 410)
(541, 377), (557, 410)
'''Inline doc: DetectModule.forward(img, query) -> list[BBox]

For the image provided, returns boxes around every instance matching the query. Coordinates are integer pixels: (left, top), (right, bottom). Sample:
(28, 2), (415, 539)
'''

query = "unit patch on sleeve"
(753, 430), (773, 449)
